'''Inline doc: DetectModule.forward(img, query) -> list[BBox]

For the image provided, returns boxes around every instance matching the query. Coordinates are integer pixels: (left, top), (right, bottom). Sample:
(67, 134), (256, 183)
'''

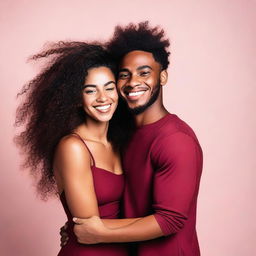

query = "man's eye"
(140, 71), (150, 76)
(119, 73), (129, 79)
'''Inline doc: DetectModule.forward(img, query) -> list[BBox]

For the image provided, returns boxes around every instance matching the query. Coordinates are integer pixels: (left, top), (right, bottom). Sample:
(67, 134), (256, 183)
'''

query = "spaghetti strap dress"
(58, 133), (128, 256)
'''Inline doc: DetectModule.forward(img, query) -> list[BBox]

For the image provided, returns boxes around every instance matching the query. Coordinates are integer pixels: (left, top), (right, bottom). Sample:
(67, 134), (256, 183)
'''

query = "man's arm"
(74, 215), (162, 243)
(74, 132), (203, 244)
(102, 218), (142, 229)
(60, 217), (143, 246)
(102, 215), (163, 241)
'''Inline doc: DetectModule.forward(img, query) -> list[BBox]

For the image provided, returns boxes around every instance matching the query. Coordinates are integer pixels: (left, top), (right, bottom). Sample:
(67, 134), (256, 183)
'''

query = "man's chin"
(128, 104), (149, 115)
(128, 92), (161, 115)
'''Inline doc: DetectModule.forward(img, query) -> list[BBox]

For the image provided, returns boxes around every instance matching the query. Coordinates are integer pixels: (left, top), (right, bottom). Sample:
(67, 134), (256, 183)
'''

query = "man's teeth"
(95, 104), (111, 110)
(128, 91), (145, 96)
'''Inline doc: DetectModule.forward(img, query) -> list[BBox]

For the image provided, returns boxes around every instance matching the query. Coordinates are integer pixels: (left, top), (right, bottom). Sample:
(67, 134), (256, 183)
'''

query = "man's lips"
(123, 89), (148, 101)
(127, 91), (146, 97)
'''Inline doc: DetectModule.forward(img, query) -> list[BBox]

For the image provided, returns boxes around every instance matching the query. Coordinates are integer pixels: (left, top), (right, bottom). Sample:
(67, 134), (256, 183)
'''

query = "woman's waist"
(98, 200), (121, 218)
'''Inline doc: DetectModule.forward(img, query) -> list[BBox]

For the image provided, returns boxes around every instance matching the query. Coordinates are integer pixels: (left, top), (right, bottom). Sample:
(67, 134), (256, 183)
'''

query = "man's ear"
(160, 70), (168, 86)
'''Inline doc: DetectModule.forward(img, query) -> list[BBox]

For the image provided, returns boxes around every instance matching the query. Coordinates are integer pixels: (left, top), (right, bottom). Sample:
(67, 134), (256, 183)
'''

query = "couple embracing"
(16, 21), (203, 256)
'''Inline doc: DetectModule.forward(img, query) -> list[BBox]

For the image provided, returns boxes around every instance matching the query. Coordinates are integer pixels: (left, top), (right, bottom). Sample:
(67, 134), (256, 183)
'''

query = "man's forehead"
(119, 50), (158, 69)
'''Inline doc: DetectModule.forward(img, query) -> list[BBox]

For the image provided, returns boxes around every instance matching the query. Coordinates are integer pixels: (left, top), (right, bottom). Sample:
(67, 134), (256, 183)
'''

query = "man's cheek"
(116, 86), (125, 97)
(116, 85), (122, 93)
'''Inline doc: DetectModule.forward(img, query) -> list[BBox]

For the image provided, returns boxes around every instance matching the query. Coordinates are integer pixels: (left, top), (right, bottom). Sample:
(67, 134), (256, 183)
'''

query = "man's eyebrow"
(119, 66), (152, 73)
(119, 68), (130, 73)
(137, 65), (152, 71)
(82, 81), (115, 89)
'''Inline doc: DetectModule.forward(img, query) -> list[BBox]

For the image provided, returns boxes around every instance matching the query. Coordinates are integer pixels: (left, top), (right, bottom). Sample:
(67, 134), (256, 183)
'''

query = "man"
(69, 21), (203, 255)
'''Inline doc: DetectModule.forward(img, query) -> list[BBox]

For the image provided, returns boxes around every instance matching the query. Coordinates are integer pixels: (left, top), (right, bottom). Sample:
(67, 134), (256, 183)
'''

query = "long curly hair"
(15, 41), (134, 199)
(106, 21), (170, 70)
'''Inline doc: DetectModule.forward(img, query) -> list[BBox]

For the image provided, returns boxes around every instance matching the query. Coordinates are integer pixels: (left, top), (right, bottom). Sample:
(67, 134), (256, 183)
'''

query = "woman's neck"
(75, 118), (109, 144)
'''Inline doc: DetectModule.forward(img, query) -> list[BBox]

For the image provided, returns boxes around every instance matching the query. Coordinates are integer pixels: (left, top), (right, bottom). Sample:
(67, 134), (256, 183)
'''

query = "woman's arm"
(58, 136), (161, 242)
(55, 136), (140, 228)
(54, 135), (99, 218)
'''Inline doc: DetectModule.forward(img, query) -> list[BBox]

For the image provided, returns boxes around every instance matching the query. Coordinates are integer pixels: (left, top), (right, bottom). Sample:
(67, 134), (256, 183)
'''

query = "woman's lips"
(94, 104), (111, 113)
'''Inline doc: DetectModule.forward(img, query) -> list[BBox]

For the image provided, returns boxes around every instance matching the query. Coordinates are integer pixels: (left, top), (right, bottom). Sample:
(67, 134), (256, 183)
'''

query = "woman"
(15, 42), (134, 255)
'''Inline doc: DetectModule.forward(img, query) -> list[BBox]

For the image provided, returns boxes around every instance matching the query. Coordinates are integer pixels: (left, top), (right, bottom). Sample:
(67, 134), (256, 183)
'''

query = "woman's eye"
(106, 87), (115, 91)
(84, 90), (96, 94)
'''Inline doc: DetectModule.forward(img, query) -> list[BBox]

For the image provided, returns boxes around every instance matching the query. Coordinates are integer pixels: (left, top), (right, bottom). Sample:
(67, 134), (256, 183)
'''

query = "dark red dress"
(58, 135), (128, 256)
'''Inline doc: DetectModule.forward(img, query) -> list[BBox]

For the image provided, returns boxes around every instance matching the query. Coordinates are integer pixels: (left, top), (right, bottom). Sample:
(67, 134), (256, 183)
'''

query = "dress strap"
(70, 133), (96, 166)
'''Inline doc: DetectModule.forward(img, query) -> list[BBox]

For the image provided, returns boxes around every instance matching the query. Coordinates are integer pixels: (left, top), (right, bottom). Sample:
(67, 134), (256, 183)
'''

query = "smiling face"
(82, 66), (118, 122)
(117, 50), (166, 115)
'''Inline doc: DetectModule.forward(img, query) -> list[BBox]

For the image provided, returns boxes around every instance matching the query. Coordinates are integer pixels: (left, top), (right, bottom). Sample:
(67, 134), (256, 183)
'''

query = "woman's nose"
(96, 91), (107, 102)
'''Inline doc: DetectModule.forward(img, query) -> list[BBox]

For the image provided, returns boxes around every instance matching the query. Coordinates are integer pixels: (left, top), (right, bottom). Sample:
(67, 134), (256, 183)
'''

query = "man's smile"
(122, 86), (149, 101)
(127, 91), (146, 97)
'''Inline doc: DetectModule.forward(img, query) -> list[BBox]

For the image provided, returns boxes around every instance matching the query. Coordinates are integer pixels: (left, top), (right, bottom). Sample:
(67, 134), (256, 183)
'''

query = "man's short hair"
(107, 21), (170, 70)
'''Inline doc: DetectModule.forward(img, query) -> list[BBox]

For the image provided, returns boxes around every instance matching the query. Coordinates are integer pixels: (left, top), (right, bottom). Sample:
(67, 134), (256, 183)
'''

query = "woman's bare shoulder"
(54, 134), (91, 164)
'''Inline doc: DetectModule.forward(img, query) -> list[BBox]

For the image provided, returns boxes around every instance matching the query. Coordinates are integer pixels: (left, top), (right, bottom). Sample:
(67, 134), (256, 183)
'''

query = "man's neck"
(134, 104), (169, 127)
(132, 88), (169, 126)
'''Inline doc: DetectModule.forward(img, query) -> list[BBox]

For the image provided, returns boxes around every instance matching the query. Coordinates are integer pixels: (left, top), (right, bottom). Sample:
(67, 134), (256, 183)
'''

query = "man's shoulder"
(158, 113), (197, 140)
(150, 115), (202, 160)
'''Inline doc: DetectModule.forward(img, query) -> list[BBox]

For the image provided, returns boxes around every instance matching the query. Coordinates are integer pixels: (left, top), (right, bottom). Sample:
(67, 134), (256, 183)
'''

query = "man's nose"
(127, 75), (141, 87)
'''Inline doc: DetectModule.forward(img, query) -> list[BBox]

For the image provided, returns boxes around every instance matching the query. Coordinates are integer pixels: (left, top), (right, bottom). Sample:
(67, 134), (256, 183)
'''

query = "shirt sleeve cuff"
(153, 212), (186, 236)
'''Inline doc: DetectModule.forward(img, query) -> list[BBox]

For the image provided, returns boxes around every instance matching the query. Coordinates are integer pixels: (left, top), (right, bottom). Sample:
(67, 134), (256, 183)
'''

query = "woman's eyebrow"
(82, 84), (96, 89)
(104, 81), (116, 86)
(82, 81), (115, 89)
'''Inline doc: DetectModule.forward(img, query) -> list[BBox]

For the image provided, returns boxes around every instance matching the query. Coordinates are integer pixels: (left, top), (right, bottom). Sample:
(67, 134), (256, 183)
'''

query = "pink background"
(1, 0), (255, 255)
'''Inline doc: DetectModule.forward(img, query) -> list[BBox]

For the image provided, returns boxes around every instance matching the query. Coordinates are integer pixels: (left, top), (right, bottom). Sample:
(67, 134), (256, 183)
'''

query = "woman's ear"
(160, 70), (168, 86)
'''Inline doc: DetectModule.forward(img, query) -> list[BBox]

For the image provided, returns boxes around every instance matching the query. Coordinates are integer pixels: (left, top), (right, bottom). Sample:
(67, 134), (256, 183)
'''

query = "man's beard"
(128, 82), (161, 115)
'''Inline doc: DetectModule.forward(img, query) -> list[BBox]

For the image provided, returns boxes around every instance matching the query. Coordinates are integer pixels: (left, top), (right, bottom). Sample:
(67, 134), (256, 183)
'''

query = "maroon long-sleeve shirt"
(123, 113), (203, 256)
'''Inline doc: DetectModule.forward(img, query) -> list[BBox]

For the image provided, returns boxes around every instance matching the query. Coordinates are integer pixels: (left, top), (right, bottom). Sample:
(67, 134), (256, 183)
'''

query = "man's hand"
(60, 222), (69, 247)
(73, 216), (108, 244)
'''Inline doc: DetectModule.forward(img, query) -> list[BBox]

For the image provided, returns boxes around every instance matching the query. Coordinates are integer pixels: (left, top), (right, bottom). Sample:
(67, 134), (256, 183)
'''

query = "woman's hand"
(60, 222), (69, 247)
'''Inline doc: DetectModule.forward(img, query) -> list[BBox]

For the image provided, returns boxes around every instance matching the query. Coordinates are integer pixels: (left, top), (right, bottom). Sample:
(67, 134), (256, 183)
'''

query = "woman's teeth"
(95, 104), (111, 110)
(128, 91), (145, 96)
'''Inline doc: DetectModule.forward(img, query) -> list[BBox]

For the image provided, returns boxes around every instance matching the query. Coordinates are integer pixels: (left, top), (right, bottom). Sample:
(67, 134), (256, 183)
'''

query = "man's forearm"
(101, 215), (164, 243)
(102, 218), (142, 229)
